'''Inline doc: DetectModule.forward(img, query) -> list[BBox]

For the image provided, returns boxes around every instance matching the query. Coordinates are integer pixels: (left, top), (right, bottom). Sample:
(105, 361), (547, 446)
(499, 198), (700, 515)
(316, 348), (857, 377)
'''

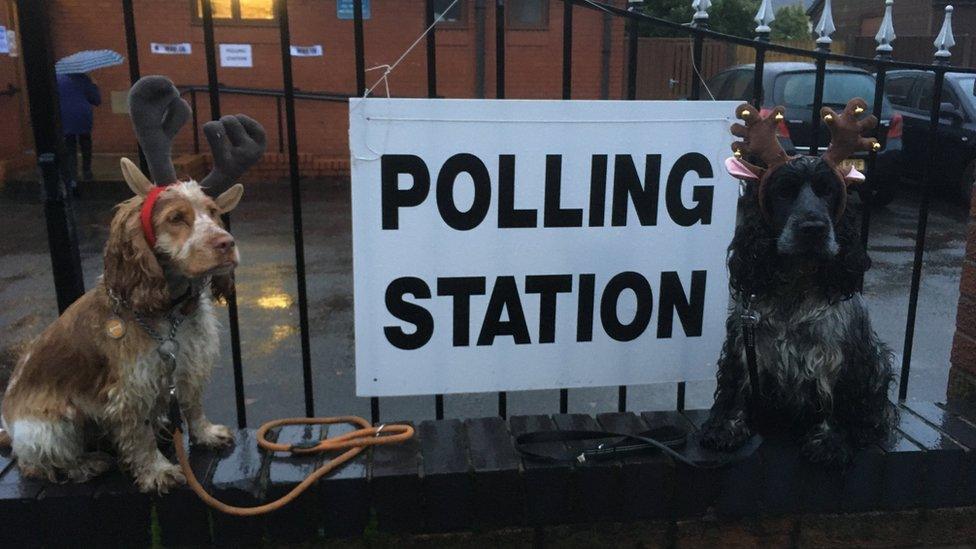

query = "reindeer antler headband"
(724, 98), (879, 221)
(122, 76), (266, 247)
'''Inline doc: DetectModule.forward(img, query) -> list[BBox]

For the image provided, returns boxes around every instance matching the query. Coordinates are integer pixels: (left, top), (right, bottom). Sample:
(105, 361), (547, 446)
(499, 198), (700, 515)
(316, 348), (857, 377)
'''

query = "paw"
(700, 415), (752, 452)
(135, 461), (186, 494)
(192, 423), (234, 448)
(65, 452), (114, 483)
(801, 426), (853, 468)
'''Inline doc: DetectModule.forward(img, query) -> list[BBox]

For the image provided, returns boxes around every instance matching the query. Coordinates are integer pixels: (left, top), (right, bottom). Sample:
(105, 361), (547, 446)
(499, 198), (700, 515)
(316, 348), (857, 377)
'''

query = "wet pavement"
(0, 180), (968, 426)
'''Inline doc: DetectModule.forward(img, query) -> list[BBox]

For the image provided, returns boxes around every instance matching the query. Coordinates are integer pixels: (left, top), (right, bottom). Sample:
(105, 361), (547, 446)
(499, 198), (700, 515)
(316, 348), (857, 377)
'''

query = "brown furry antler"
(729, 103), (791, 178)
(821, 98), (879, 175)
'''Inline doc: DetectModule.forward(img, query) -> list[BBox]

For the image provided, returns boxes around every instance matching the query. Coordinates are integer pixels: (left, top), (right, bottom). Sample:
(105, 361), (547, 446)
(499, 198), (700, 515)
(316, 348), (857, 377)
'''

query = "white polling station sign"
(350, 98), (739, 396)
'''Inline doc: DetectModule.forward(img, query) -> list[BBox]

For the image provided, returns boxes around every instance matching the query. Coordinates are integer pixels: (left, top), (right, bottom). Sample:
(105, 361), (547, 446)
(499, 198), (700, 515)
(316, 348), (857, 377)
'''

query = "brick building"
(0, 0), (627, 179)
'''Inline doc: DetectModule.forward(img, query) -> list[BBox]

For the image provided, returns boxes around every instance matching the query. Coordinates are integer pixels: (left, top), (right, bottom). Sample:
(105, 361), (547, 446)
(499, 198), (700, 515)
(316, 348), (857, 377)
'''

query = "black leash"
(741, 293), (762, 399)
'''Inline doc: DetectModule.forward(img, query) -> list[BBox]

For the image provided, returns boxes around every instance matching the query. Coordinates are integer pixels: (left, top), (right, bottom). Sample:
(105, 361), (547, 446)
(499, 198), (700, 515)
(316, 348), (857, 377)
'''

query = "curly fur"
(702, 162), (896, 468)
(0, 179), (241, 491)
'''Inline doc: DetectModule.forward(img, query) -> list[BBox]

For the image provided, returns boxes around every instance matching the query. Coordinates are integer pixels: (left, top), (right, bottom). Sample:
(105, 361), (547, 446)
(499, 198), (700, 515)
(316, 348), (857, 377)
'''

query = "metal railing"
(17, 0), (976, 427)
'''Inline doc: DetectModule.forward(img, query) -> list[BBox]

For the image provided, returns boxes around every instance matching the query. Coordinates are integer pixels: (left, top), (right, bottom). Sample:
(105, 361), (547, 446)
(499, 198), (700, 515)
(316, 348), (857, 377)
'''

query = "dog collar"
(140, 185), (171, 248)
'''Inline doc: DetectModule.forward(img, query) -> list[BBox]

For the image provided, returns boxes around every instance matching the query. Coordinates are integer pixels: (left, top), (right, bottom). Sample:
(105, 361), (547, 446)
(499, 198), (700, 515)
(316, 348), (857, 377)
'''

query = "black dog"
(700, 101), (896, 467)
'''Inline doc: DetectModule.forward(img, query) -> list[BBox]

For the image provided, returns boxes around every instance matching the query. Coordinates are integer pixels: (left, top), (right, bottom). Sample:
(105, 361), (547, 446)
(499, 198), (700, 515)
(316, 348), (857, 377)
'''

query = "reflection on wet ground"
(0, 181), (967, 424)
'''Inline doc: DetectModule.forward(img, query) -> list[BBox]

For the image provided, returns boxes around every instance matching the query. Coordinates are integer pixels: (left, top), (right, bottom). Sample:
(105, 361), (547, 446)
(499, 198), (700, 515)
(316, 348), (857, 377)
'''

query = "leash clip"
(166, 385), (183, 430)
(375, 424), (386, 437)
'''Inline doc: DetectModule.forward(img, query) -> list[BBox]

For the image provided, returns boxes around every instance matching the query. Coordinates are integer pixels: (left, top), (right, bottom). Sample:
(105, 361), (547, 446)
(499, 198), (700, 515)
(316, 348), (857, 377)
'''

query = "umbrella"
(55, 49), (124, 75)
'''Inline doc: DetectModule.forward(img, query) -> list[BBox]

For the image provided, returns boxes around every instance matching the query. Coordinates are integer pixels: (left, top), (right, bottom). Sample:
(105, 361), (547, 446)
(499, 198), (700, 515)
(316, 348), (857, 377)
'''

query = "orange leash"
(172, 416), (414, 516)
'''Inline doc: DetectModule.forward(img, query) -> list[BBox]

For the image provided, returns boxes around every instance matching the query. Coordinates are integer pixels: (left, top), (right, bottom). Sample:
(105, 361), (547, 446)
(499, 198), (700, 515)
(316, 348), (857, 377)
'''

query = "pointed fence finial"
(934, 4), (955, 59)
(692, 0), (711, 24)
(815, 0), (836, 47)
(875, 0), (896, 55)
(754, 0), (775, 35)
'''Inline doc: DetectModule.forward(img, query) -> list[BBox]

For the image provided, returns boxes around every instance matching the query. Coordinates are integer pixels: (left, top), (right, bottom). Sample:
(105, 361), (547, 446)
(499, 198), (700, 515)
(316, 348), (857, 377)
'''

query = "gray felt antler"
(128, 75), (191, 185)
(201, 114), (267, 194)
(128, 75), (266, 194)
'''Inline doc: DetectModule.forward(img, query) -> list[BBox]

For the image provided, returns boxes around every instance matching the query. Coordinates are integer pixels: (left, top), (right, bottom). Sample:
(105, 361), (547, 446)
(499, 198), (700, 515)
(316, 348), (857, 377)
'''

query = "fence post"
(557, 0), (574, 415)
(900, 6), (954, 401)
(496, 0), (507, 419)
(121, 0), (148, 173)
(689, 0), (709, 102)
(354, 0), (366, 95)
(751, 0), (772, 108)
(426, 0), (445, 420)
(808, 0), (834, 156)
(16, 0), (85, 313)
(860, 0), (896, 270)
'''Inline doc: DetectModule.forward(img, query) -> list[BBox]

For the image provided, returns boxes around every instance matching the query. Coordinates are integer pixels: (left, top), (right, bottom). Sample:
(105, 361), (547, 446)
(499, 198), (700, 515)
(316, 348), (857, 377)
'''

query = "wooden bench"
(1, 400), (975, 546)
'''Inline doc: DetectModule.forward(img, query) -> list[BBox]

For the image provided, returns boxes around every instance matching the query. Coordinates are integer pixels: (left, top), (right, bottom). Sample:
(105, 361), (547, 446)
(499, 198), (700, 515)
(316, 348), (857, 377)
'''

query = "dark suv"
(884, 70), (976, 205)
(707, 62), (903, 205)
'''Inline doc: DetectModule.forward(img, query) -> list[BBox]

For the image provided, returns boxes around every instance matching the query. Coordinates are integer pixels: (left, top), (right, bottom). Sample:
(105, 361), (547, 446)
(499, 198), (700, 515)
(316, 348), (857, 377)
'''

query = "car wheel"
(961, 160), (976, 208)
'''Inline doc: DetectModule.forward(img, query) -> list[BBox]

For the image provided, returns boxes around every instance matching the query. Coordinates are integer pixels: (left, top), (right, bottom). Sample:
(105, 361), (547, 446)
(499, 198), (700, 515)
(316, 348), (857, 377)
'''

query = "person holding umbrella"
(58, 71), (101, 189)
(55, 49), (123, 193)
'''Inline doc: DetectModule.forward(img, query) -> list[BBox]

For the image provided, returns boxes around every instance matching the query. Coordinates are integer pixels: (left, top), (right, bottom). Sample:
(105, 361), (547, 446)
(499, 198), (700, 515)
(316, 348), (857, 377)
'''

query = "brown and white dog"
(0, 76), (266, 492)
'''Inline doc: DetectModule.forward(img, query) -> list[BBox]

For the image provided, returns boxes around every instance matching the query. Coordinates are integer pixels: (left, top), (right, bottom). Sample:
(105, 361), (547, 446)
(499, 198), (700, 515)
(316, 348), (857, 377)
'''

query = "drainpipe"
(474, 0), (486, 98)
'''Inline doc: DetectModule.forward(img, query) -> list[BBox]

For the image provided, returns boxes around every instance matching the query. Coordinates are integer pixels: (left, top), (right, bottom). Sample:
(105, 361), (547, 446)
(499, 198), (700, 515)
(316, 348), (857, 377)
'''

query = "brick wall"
(0, 0), (626, 179)
(949, 189), (976, 402)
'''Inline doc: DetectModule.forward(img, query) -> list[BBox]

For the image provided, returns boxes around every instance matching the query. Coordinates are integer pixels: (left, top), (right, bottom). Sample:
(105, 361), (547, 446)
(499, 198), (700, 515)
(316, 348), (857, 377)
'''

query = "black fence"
(17, 0), (976, 428)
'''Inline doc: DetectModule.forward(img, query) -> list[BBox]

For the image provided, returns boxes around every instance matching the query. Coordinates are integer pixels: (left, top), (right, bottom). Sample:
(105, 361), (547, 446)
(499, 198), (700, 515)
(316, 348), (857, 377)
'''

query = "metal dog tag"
(157, 339), (180, 363)
(105, 316), (126, 339)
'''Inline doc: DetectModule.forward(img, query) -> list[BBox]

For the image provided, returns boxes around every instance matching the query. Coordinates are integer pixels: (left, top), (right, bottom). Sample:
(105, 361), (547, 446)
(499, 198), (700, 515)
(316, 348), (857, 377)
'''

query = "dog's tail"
(0, 428), (10, 449)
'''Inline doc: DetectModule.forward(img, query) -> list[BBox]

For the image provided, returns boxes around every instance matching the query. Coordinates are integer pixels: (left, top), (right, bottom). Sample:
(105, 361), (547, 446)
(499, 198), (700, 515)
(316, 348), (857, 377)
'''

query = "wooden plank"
(265, 424), (324, 543)
(682, 408), (763, 517)
(209, 429), (272, 546)
(35, 473), (97, 546)
(0, 460), (44, 547)
(553, 413), (622, 523)
(641, 410), (717, 518)
(837, 445), (885, 513)
(92, 469), (151, 547)
(157, 435), (221, 547)
(320, 420), (370, 538)
(419, 419), (471, 532)
(877, 418), (927, 511)
(903, 402), (973, 507)
(898, 404), (966, 509)
(370, 421), (422, 533)
(938, 401), (976, 505)
(509, 414), (578, 525)
(464, 416), (522, 529)
(596, 412), (673, 520)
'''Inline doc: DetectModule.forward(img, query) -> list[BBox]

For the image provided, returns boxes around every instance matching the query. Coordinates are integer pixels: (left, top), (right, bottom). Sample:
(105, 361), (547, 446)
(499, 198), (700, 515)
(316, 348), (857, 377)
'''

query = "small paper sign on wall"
(0, 27), (8, 54)
(350, 98), (740, 397)
(219, 44), (252, 68)
(150, 43), (192, 55)
(290, 45), (323, 57)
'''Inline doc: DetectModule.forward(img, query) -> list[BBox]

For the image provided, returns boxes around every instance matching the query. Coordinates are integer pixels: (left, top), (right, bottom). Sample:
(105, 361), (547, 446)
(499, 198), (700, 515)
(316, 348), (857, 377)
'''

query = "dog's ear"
(820, 207), (871, 300)
(210, 273), (235, 303)
(727, 193), (781, 299)
(103, 198), (169, 313)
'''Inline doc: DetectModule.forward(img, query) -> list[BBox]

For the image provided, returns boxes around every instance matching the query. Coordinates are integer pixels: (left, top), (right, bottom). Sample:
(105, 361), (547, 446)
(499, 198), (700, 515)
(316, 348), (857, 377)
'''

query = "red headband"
(140, 185), (170, 248)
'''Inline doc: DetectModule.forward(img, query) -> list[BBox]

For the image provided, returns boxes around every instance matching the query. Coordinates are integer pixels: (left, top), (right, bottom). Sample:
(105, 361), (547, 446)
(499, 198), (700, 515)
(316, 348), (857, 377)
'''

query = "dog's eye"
(169, 213), (183, 224)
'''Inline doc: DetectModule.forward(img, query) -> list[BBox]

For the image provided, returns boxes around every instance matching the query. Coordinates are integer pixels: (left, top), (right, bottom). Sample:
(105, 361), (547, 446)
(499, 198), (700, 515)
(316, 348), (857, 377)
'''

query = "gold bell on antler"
(741, 109), (751, 118)
(734, 149), (743, 158)
(774, 112), (785, 121)
(854, 106), (865, 114)
(872, 142), (882, 151)
(823, 113), (834, 122)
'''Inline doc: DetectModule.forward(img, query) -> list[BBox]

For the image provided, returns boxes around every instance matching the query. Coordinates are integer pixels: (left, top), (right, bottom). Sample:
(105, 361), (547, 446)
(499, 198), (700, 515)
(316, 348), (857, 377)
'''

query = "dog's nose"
(211, 234), (235, 253)
(798, 220), (829, 239)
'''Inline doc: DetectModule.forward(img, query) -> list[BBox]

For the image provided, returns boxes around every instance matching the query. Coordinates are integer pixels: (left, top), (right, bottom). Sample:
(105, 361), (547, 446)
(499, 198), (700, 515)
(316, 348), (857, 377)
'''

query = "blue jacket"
(58, 73), (101, 135)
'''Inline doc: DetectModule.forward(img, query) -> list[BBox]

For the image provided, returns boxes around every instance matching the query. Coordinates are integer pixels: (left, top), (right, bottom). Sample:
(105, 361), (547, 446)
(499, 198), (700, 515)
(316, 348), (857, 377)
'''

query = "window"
(194, 0), (275, 24)
(719, 70), (753, 101)
(433, 0), (468, 27)
(915, 75), (962, 114)
(775, 71), (877, 111)
(507, 0), (548, 30)
(885, 75), (917, 108)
